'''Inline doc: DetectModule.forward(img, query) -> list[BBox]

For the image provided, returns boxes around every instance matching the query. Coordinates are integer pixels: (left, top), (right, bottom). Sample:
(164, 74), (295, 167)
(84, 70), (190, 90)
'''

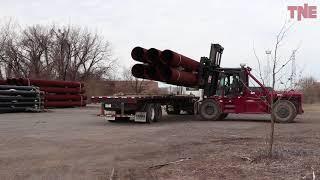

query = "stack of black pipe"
(0, 85), (43, 113)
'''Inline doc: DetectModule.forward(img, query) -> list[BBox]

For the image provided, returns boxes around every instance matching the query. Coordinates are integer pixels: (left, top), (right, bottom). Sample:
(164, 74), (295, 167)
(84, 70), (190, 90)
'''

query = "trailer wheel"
(154, 103), (162, 122)
(273, 100), (297, 123)
(186, 102), (198, 115)
(145, 103), (156, 123)
(199, 99), (222, 120)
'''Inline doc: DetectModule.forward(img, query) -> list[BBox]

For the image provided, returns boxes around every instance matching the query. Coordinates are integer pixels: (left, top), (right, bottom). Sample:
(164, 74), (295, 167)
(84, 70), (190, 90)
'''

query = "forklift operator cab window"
(230, 75), (241, 95)
(216, 77), (225, 96)
(217, 73), (242, 96)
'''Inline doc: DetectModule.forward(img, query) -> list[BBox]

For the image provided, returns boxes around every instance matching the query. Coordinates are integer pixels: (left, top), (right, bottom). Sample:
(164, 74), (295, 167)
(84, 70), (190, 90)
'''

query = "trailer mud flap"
(105, 111), (116, 121)
(135, 112), (147, 122)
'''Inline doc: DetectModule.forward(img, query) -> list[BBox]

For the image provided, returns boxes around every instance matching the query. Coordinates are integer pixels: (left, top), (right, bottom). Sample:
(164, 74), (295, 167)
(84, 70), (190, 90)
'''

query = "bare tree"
(0, 21), (115, 81)
(122, 66), (147, 94)
(20, 25), (55, 78)
(298, 77), (319, 103)
(49, 26), (115, 81)
(254, 21), (300, 157)
(0, 19), (23, 78)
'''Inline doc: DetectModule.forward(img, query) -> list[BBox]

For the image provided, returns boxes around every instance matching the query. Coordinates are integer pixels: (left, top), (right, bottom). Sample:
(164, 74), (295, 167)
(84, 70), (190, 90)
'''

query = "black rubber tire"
(185, 102), (198, 115)
(199, 99), (222, 120)
(186, 110), (194, 115)
(219, 113), (229, 120)
(154, 103), (162, 122)
(145, 103), (156, 123)
(273, 100), (297, 123)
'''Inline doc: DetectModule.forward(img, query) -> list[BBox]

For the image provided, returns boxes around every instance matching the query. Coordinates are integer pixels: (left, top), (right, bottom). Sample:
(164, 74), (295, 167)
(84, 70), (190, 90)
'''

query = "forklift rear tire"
(145, 103), (156, 123)
(273, 100), (297, 123)
(154, 103), (162, 122)
(199, 99), (222, 120)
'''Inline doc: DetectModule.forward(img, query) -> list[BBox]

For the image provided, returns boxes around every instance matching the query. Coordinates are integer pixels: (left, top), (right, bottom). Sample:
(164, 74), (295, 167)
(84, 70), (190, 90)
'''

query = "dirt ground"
(0, 104), (319, 180)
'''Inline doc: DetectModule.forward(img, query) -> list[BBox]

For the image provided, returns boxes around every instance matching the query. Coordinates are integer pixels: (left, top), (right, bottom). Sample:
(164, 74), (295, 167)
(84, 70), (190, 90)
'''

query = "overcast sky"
(1, 0), (319, 80)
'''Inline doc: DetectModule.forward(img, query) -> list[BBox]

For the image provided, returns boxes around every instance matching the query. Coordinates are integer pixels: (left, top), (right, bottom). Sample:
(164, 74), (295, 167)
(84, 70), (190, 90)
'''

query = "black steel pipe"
(0, 107), (28, 112)
(0, 106), (41, 113)
(0, 90), (39, 96)
(0, 85), (38, 91)
(0, 96), (40, 102)
(0, 102), (40, 107)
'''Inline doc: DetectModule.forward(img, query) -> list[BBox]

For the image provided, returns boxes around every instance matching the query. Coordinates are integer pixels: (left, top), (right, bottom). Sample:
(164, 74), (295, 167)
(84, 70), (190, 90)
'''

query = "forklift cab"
(216, 69), (244, 97)
(213, 67), (268, 114)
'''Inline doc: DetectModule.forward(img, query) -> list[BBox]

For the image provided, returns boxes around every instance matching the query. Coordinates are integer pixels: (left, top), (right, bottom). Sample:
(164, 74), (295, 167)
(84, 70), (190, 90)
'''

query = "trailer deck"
(100, 94), (199, 123)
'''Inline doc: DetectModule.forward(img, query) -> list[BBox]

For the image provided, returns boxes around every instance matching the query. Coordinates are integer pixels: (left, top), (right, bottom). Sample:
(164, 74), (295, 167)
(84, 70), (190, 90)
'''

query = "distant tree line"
(0, 21), (115, 81)
(298, 77), (320, 104)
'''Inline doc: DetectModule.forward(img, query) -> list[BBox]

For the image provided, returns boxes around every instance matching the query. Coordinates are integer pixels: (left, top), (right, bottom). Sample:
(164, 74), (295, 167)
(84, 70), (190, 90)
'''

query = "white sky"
(1, 0), (319, 80)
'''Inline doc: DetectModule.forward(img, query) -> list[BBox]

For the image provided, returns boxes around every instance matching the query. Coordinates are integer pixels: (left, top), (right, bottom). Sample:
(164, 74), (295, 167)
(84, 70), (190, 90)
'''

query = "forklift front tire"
(199, 99), (222, 120)
(273, 100), (297, 123)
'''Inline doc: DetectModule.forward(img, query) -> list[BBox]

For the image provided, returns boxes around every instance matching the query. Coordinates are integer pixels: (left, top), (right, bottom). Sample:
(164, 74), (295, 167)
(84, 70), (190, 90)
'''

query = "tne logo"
(287, 3), (317, 21)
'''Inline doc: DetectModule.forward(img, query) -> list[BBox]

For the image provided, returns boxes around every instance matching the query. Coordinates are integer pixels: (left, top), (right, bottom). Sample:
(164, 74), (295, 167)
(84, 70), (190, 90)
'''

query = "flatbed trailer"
(101, 94), (199, 123)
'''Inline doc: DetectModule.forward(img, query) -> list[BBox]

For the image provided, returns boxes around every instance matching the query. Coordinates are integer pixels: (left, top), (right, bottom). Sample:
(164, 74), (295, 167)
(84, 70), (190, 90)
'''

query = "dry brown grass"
(303, 103), (320, 112)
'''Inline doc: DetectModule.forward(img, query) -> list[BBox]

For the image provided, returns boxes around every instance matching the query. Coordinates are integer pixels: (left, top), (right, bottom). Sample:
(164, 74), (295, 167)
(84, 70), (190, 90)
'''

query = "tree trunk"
(269, 57), (276, 157)
(268, 113), (275, 157)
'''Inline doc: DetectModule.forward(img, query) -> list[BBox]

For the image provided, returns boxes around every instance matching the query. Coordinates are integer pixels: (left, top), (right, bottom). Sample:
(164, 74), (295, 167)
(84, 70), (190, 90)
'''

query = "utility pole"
(291, 50), (296, 87)
(265, 50), (272, 87)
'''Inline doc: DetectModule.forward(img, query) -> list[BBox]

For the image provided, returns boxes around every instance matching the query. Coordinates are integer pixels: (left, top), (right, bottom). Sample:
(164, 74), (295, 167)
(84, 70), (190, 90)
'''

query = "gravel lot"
(0, 104), (319, 180)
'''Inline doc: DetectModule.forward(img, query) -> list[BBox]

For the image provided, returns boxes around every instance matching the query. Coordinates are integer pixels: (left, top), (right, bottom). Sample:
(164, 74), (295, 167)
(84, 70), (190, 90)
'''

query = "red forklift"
(198, 44), (303, 123)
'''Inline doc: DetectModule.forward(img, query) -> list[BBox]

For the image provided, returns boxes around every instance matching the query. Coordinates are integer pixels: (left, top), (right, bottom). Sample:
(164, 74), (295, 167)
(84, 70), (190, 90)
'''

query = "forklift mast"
(198, 44), (224, 98)
(209, 44), (224, 66)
